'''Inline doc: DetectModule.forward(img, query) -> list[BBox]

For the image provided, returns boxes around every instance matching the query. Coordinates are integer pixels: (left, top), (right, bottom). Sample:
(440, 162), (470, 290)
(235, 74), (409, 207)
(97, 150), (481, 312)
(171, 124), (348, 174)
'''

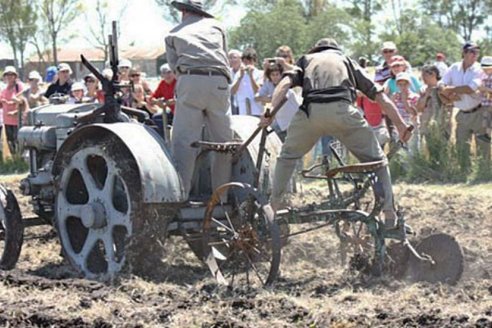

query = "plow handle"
(234, 97), (288, 159)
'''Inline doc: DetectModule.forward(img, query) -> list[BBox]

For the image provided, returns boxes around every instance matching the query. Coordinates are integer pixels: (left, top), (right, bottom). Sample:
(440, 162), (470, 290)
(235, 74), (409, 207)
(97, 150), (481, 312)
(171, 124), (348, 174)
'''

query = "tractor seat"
(325, 159), (387, 178)
(190, 140), (243, 154)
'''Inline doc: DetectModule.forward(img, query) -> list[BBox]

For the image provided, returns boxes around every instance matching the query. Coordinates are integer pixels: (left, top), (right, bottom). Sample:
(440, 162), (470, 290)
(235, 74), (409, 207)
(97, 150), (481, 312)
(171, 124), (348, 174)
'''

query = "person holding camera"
(230, 47), (264, 116)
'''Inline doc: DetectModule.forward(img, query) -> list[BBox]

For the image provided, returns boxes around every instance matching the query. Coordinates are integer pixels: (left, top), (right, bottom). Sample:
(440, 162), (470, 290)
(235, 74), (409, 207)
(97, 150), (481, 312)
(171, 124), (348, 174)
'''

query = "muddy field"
(0, 174), (491, 327)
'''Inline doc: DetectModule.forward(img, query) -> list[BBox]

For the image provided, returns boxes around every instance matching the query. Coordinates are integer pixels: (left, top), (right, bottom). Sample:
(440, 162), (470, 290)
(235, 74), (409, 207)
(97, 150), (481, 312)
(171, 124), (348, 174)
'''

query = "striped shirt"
(480, 73), (492, 107)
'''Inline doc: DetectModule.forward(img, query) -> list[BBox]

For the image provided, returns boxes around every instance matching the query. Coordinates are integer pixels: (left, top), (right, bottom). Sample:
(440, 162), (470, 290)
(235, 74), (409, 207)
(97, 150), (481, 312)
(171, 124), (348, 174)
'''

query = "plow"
(0, 22), (463, 288)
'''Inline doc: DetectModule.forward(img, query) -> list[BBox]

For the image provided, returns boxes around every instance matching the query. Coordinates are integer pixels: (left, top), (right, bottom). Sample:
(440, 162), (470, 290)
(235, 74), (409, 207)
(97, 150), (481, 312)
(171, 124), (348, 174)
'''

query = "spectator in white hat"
(44, 63), (73, 98)
(22, 71), (48, 110)
(392, 72), (420, 153)
(67, 82), (85, 104)
(477, 56), (492, 143)
(118, 59), (132, 82)
(0, 66), (24, 153)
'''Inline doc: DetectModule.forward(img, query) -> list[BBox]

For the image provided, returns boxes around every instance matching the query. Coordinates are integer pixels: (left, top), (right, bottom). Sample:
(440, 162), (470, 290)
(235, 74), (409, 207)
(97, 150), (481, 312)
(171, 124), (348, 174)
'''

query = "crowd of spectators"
(1, 39), (491, 175)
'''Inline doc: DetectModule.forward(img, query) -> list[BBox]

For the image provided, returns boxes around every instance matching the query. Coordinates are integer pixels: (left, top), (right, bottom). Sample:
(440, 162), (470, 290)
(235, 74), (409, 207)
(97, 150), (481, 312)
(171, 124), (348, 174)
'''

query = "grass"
(0, 154), (29, 175)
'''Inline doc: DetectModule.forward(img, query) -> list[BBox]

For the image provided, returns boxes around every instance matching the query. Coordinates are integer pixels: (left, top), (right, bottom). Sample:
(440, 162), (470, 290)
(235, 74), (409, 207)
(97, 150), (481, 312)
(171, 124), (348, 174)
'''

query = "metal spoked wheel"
(55, 136), (143, 280)
(406, 233), (464, 285)
(202, 182), (281, 288)
(0, 185), (23, 270)
(336, 177), (378, 269)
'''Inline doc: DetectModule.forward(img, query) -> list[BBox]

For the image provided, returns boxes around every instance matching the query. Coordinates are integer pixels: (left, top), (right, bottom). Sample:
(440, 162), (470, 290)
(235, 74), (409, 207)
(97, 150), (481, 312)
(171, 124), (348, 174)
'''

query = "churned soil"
(0, 174), (491, 327)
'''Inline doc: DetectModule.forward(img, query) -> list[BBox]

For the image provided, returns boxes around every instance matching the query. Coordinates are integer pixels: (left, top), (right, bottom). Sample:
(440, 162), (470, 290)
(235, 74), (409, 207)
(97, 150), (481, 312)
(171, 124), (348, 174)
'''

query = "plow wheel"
(202, 182), (281, 288)
(0, 185), (23, 270)
(337, 179), (378, 269)
(406, 233), (463, 285)
(55, 136), (144, 280)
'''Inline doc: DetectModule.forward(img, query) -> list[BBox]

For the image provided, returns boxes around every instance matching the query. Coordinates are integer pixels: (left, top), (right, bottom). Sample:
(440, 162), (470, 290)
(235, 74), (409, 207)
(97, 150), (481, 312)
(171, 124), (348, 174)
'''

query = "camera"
(267, 58), (276, 64)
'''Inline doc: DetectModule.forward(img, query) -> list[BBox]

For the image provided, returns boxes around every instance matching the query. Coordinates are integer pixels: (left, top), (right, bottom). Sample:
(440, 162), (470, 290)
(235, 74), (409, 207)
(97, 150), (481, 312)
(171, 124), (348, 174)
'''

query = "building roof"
(29, 45), (166, 63)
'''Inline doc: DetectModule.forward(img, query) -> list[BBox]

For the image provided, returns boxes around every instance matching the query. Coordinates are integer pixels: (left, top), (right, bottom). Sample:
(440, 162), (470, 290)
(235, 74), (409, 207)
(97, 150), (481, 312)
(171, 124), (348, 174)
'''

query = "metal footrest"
(325, 159), (387, 178)
(190, 140), (243, 154)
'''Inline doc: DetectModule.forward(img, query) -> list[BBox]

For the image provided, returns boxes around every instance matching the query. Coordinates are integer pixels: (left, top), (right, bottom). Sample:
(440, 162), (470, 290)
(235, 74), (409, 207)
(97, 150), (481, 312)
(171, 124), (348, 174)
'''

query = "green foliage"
(389, 123), (491, 184)
(0, 0), (37, 75)
(0, 154), (29, 175)
(379, 10), (462, 65)
(419, 0), (491, 41)
(229, 0), (350, 60)
(229, 0), (308, 59)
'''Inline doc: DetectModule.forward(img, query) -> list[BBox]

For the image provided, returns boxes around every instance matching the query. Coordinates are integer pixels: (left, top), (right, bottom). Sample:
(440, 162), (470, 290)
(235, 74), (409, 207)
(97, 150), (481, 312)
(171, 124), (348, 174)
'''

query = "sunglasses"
(383, 49), (395, 54)
(4, 73), (16, 76)
(465, 49), (479, 55)
(131, 74), (141, 77)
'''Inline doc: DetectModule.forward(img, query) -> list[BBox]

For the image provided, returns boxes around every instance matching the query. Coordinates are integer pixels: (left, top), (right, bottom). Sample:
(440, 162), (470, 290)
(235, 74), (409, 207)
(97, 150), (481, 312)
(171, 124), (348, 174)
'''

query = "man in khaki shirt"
(263, 38), (412, 228)
(165, 0), (233, 199)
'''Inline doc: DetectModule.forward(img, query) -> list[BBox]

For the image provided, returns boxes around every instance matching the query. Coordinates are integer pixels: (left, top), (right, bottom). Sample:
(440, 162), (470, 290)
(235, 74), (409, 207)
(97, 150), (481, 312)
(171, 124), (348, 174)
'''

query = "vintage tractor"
(0, 22), (283, 285)
(0, 22), (464, 287)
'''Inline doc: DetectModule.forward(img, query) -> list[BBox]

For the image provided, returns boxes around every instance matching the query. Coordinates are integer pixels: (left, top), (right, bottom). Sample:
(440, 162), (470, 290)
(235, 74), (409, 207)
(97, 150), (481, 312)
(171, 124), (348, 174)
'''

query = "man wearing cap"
(375, 41), (398, 84)
(151, 63), (177, 124)
(44, 63), (73, 99)
(263, 38), (412, 228)
(165, 0), (233, 200)
(434, 53), (448, 77)
(0, 66), (24, 153)
(441, 42), (489, 168)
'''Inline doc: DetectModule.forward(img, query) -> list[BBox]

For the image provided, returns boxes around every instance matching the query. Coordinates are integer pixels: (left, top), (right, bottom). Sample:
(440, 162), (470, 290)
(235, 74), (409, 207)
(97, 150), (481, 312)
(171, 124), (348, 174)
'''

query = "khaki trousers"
(456, 107), (491, 164)
(172, 74), (233, 197)
(272, 102), (395, 211)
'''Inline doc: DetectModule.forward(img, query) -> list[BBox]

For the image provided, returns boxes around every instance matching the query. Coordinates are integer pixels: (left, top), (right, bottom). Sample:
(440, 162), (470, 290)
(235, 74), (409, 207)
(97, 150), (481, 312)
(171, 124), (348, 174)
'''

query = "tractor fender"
(52, 123), (186, 203)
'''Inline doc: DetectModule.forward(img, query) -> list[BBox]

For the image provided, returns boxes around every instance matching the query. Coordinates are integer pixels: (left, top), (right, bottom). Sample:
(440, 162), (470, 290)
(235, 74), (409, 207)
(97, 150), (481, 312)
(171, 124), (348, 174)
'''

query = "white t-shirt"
(256, 81), (301, 131)
(232, 68), (264, 116)
(442, 61), (483, 111)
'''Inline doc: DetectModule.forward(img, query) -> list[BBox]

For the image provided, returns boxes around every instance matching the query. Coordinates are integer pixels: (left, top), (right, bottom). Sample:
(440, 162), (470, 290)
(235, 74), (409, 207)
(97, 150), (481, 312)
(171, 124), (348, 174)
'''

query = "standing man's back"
(165, 0), (233, 200)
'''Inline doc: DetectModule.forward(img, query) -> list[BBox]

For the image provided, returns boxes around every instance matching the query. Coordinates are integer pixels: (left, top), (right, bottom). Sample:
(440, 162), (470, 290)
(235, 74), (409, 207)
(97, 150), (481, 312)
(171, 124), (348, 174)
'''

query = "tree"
(419, 0), (491, 41)
(344, 0), (383, 61)
(40, 0), (83, 66)
(84, 0), (128, 63)
(379, 9), (462, 66)
(229, 0), (307, 60)
(0, 0), (37, 78)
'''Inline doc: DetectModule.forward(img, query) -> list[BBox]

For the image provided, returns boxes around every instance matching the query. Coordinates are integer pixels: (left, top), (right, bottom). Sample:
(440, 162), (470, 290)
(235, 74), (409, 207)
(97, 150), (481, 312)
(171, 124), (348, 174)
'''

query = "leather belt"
(183, 69), (224, 77)
(462, 104), (481, 114)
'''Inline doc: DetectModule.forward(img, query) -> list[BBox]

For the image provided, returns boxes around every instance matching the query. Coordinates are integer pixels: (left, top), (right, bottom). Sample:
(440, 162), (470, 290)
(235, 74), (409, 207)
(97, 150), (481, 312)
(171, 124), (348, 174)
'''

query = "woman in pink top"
(0, 66), (24, 154)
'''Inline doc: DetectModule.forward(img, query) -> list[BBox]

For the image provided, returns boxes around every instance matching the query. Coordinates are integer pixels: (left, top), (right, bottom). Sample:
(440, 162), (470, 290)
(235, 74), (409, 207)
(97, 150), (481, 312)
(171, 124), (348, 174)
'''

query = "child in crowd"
(392, 72), (420, 152)
(255, 63), (300, 141)
(477, 56), (492, 143)
(67, 82), (85, 104)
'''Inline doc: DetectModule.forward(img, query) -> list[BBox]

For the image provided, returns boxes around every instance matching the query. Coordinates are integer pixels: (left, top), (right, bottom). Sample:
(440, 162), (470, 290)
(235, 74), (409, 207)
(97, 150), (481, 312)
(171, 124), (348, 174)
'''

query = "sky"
(0, 0), (246, 59)
(0, 0), (488, 60)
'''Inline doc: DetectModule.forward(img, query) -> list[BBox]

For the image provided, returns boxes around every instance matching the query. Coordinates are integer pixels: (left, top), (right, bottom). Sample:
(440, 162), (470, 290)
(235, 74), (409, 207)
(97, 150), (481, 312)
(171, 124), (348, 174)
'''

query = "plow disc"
(406, 233), (463, 285)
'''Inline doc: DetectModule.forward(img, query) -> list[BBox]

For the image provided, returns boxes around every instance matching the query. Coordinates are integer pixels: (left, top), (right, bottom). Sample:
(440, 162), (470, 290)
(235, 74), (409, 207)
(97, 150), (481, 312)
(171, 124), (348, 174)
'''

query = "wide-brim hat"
(171, 0), (213, 18)
(481, 56), (492, 67)
(308, 38), (340, 54)
(395, 72), (411, 83)
(3, 66), (18, 77)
